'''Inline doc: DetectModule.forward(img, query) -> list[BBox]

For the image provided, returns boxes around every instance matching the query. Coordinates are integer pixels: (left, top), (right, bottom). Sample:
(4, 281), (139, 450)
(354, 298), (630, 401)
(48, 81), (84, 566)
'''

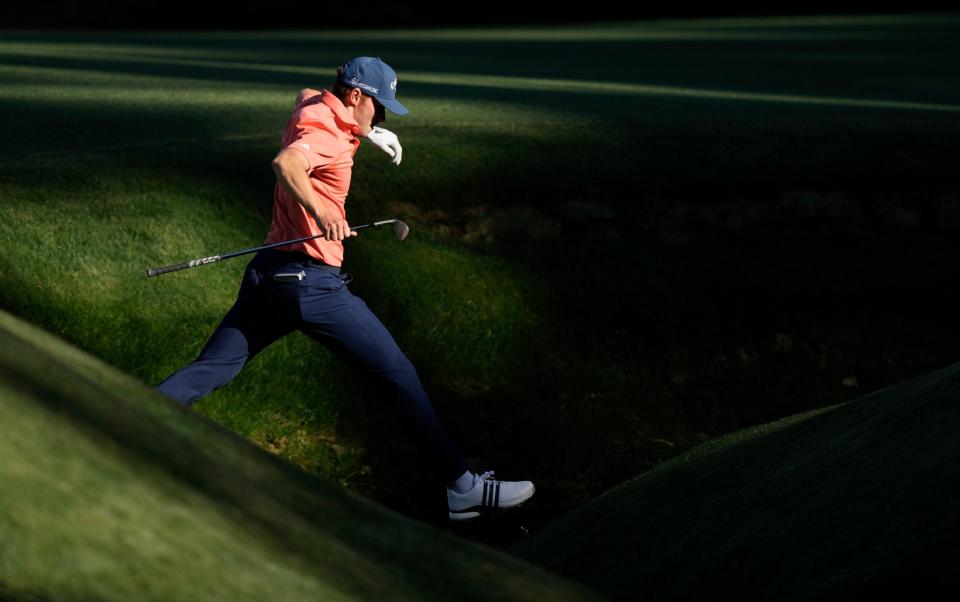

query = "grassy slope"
(0, 308), (603, 601)
(1, 15), (959, 537)
(512, 361), (960, 601)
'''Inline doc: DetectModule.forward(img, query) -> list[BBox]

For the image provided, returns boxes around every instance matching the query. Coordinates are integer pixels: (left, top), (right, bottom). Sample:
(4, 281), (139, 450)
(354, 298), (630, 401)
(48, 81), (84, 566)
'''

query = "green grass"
(1, 15), (959, 539)
(0, 308), (604, 601)
(511, 360), (960, 600)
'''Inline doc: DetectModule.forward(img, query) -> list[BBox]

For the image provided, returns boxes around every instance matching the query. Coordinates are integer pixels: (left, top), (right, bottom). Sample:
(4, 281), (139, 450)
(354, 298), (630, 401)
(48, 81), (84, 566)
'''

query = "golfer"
(156, 57), (534, 520)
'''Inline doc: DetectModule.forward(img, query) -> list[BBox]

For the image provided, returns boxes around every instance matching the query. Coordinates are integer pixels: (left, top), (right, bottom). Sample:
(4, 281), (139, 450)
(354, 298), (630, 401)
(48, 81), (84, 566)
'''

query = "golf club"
(146, 219), (409, 278)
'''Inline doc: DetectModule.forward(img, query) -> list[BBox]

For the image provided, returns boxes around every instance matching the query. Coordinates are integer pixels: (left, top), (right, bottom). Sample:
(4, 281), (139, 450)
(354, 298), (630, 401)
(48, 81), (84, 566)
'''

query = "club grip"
(146, 255), (221, 277)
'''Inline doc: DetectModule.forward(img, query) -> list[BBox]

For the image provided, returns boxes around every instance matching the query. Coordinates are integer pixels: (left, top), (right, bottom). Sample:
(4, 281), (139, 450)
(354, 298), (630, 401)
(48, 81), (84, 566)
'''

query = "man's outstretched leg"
(297, 267), (534, 520)
(157, 259), (292, 406)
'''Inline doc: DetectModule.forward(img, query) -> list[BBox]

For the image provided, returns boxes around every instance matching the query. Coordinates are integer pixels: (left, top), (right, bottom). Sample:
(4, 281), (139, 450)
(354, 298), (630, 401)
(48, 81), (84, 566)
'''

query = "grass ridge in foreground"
(513, 359), (960, 601)
(0, 308), (604, 602)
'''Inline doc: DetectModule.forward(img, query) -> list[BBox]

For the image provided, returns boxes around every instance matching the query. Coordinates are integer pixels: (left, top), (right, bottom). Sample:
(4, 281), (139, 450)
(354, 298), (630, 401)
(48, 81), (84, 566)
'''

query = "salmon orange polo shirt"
(264, 89), (361, 267)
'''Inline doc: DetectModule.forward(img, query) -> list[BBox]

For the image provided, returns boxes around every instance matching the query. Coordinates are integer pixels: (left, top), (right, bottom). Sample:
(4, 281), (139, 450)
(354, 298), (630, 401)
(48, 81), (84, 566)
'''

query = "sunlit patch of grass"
(348, 236), (543, 390)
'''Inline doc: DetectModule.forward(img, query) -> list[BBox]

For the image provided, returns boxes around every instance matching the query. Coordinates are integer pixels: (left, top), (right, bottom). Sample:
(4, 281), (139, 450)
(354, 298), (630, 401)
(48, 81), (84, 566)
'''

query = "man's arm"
(271, 148), (356, 241)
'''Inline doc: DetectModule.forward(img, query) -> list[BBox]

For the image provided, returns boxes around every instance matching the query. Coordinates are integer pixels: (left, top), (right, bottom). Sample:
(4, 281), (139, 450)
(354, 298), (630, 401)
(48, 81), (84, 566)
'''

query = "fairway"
(1, 13), (959, 540)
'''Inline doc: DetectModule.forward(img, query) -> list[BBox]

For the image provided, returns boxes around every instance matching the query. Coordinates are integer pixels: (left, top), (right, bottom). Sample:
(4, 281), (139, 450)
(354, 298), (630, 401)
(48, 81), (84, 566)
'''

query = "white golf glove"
(366, 126), (402, 166)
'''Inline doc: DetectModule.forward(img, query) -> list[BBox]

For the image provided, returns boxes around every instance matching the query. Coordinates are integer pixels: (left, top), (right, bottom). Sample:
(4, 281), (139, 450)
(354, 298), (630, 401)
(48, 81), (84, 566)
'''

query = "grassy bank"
(0, 308), (603, 601)
(512, 359), (960, 600)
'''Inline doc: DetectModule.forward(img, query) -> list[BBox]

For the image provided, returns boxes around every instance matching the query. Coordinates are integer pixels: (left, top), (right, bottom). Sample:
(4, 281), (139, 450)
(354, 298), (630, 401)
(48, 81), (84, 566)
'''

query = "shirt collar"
(320, 90), (360, 135)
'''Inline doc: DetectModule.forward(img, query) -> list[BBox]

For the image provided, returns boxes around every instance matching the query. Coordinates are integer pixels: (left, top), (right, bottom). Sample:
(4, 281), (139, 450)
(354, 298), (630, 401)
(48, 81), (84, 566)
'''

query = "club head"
(393, 220), (410, 241)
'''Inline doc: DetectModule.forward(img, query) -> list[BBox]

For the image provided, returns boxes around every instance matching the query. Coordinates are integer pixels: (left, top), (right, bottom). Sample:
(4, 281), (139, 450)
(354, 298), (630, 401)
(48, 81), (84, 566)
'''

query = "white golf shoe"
(447, 470), (535, 521)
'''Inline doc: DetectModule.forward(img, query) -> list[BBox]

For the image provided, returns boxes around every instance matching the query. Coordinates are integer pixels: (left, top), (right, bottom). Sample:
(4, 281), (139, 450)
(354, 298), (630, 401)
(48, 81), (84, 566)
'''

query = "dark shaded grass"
(413, 222), (960, 539)
(512, 360), (960, 601)
(1, 20), (958, 97)
(0, 584), (53, 602)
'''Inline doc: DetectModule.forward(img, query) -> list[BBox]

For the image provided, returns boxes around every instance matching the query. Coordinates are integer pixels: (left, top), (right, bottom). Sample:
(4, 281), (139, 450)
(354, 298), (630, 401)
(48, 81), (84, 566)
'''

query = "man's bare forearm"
(272, 149), (326, 222)
(271, 149), (356, 241)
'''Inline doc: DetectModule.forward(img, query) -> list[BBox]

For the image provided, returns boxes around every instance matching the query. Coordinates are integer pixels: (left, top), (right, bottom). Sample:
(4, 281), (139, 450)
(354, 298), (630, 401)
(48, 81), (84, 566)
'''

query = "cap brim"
(379, 97), (409, 116)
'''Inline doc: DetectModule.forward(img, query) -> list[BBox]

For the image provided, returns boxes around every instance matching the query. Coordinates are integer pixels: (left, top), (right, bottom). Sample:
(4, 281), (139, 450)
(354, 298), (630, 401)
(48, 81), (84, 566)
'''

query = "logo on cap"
(390, 78), (397, 91)
(349, 77), (379, 95)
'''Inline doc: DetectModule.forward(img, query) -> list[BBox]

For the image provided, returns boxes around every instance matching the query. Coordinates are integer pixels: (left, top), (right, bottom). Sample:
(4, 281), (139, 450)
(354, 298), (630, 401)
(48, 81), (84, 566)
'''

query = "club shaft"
(145, 220), (392, 278)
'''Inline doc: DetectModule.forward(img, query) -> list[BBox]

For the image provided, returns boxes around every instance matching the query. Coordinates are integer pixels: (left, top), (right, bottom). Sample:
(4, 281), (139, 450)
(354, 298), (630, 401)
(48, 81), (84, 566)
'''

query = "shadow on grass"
(0, 582), (52, 602)
(2, 20), (959, 101)
(511, 360), (960, 600)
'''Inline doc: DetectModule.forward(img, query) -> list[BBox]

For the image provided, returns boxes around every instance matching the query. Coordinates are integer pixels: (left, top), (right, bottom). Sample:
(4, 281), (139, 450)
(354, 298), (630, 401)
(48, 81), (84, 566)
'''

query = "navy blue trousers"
(156, 249), (469, 485)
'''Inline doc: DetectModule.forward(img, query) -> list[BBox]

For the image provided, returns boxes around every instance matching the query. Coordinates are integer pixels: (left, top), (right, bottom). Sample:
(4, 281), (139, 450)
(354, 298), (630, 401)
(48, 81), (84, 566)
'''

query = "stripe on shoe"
(482, 481), (488, 507)
(495, 482), (501, 507)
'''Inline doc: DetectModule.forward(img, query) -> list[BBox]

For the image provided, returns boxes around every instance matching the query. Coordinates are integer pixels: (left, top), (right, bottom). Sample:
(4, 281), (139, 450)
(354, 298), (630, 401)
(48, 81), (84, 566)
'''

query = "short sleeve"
(295, 88), (321, 106)
(285, 116), (339, 171)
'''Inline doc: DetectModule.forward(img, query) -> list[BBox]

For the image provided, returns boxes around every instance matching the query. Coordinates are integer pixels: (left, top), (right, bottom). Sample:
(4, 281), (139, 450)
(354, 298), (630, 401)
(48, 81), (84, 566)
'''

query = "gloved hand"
(366, 126), (402, 166)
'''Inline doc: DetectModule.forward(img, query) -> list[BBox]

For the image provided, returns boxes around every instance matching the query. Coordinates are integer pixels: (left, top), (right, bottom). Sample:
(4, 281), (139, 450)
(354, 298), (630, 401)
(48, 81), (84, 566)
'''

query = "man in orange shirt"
(156, 57), (534, 521)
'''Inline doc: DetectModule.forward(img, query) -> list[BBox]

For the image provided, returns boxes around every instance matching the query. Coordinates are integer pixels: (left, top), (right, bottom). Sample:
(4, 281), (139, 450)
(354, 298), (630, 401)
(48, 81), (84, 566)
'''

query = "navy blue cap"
(339, 56), (409, 116)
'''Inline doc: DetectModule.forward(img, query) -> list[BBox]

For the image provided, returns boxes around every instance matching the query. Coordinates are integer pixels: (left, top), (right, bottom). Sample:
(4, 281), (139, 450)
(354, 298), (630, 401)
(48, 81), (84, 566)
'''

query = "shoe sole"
(448, 486), (535, 522)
